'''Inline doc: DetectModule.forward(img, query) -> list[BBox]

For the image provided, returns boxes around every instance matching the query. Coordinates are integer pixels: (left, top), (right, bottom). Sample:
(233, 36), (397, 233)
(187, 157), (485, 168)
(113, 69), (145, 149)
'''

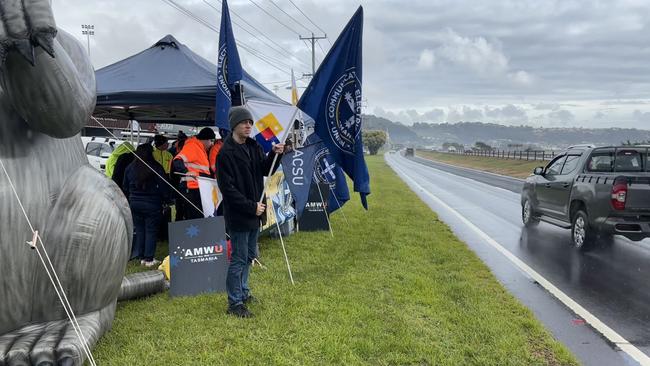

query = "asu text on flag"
(297, 6), (370, 209)
(282, 134), (350, 216)
(281, 142), (317, 218)
(247, 100), (298, 154)
(215, 0), (242, 130)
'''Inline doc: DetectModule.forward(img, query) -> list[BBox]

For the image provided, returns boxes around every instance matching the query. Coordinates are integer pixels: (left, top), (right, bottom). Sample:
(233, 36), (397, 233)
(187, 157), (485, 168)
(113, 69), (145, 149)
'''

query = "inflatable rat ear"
(0, 0), (57, 66)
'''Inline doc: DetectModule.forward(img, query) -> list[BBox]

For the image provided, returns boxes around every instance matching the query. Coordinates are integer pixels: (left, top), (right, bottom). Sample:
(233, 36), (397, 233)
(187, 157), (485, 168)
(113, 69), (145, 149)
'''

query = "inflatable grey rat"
(0, 1), (132, 365)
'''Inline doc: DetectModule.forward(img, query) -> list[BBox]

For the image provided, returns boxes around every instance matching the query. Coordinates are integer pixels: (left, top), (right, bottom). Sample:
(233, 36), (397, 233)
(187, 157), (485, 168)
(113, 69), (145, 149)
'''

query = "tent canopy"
(94, 35), (287, 123)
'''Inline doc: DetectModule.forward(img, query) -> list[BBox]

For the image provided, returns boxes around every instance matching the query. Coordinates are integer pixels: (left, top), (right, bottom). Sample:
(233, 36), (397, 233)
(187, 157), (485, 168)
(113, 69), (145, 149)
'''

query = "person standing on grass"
(171, 128), (215, 220)
(217, 106), (285, 318)
(123, 144), (172, 267)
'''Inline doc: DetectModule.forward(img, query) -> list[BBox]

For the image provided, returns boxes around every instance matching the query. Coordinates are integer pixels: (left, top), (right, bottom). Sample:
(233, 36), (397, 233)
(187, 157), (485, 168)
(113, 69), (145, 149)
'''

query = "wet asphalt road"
(387, 153), (650, 366)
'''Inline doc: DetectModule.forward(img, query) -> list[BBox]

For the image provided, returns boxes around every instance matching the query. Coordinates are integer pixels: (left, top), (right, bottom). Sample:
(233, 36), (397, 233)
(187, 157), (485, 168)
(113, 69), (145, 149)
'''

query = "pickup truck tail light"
(611, 178), (628, 211)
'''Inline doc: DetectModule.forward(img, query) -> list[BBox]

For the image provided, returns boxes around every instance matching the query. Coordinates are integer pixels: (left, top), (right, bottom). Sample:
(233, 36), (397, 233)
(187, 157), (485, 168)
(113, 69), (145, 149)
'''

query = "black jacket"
(122, 161), (172, 206)
(217, 136), (280, 231)
(111, 153), (134, 194)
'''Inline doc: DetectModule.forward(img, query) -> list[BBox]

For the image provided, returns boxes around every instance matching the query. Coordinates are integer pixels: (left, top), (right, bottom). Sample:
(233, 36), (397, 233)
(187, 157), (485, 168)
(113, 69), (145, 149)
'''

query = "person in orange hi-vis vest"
(171, 127), (215, 220)
(209, 139), (224, 178)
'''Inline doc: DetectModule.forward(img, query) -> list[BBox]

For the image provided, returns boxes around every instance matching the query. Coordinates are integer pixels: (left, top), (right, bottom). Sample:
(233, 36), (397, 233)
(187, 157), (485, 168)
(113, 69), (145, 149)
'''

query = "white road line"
(387, 155), (650, 366)
(401, 155), (521, 205)
(413, 153), (526, 182)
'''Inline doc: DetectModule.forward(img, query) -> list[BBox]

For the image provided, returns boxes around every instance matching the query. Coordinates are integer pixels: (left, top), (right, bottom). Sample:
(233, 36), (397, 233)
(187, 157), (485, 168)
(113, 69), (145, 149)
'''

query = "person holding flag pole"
(217, 106), (287, 318)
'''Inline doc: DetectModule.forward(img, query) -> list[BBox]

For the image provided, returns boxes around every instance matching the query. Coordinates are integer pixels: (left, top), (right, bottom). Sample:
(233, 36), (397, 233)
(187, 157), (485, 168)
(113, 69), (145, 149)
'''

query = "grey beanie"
(229, 106), (254, 130)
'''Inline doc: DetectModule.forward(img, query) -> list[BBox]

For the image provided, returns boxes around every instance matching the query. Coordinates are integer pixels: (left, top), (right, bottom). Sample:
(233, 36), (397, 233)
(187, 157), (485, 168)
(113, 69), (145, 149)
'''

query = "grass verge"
(416, 150), (548, 179)
(95, 155), (577, 366)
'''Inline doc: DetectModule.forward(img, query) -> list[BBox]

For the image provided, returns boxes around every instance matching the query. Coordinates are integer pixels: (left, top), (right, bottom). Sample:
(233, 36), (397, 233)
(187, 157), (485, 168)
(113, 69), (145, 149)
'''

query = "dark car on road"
(521, 145), (650, 249)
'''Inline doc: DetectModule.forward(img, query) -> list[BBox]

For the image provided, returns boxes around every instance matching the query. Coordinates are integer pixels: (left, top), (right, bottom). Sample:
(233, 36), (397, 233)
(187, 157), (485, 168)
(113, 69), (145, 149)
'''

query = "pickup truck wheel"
(572, 210), (595, 250)
(522, 199), (539, 227)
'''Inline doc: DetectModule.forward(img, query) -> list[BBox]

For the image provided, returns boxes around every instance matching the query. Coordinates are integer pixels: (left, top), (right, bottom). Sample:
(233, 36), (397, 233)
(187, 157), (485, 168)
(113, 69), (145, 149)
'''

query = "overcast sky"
(53, 0), (650, 129)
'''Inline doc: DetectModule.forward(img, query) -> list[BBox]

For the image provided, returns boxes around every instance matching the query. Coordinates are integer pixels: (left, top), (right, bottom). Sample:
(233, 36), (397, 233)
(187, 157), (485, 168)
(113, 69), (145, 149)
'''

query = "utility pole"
(299, 32), (327, 76)
(81, 24), (95, 57)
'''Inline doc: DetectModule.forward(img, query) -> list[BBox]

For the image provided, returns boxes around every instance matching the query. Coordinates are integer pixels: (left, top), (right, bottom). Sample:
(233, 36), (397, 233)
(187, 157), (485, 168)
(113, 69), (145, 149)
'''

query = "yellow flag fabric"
(291, 69), (299, 106)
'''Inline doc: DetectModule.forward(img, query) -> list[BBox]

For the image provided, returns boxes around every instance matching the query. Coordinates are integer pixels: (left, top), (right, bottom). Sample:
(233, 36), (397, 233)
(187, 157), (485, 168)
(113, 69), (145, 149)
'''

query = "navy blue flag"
(281, 143), (317, 218)
(298, 6), (369, 209)
(215, 0), (243, 130)
(307, 134), (350, 213)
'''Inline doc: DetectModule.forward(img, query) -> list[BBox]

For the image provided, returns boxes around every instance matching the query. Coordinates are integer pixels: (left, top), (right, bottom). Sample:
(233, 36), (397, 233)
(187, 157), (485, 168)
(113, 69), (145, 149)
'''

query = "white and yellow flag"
(247, 99), (298, 153)
(291, 69), (299, 106)
(197, 176), (222, 218)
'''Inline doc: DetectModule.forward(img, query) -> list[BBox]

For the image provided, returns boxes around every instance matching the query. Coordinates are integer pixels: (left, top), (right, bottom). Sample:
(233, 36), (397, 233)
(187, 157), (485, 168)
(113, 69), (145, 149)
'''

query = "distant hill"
(361, 115), (650, 149)
(362, 115), (421, 144)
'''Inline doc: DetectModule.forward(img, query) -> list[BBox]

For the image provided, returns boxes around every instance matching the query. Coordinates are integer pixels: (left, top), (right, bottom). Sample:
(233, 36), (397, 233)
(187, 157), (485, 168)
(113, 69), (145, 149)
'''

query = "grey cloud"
(447, 106), (484, 122)
(594, 111), (606, 119)
(633, 110), (650, 122)
(547, 109), (575, 125)
(373, 107), (446, 124)
(533, 103), (561, 111)
(50, 0), (650, 129)
(484, 104), (528, 121)
(422, 108), (446, 122)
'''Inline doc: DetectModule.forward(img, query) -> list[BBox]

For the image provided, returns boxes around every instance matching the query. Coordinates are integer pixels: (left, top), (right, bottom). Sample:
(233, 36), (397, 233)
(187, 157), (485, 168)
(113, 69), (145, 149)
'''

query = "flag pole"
(328, 185), (350, 226)
(315, 182), (334, 237)
(269, 199), (295, 285)
(258, 107), (300, 203)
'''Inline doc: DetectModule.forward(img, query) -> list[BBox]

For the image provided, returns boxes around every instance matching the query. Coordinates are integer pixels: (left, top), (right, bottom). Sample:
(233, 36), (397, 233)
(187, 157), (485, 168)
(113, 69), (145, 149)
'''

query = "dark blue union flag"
(215, 0), (242, 131)
(282, 135), (350, 217)
(281, 142), (318, 218)
(298, 6), (369, 209)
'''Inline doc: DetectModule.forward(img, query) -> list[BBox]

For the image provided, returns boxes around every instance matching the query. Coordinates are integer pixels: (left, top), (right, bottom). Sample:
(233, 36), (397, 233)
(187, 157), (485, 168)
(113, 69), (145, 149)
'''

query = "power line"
(163, 0), (291, 70)
(261, 75), (307, 85)
(203, 0), (309, 69)
(267, 0), (312, 34)
(161, 0), (291, 75)
(247, 0), (300, 36)
(300, 33), (327, 75)
(286, 0), (330, 44)
(316, 39), (327, 57)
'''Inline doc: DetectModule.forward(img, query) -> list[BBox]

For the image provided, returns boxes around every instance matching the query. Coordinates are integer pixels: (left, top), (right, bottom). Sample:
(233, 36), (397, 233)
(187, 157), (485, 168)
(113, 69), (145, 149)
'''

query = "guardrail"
(442, 149), (555, 161)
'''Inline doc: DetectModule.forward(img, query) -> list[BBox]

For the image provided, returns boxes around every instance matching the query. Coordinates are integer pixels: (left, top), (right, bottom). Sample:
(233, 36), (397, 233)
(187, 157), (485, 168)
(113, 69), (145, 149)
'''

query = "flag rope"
(0, 158), (98, 366)
(315, 182), (334, 237)
(328, 185), (350, 226)
(92, 117), (205, 218)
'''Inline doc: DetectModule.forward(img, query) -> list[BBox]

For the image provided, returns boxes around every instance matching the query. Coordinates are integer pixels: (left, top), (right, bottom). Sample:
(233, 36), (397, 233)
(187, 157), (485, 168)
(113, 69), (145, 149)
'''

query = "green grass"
(417, 150), (548, 179)
(95, 156), (577, 366)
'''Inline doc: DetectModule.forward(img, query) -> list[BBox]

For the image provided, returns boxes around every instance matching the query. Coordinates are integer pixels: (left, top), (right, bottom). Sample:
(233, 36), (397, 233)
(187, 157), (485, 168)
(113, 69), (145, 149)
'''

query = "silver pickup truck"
(521, 145), (650, 249)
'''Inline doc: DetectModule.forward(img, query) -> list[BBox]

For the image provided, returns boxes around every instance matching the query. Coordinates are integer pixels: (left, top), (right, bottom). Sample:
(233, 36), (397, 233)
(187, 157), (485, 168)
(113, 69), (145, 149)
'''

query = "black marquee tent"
(93, 35), (288, 123)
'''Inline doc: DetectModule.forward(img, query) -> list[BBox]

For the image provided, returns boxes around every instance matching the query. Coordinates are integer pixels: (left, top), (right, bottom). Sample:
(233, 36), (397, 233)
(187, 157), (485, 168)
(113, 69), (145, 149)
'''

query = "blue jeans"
(227, 229), (259, 306)
(131, 200), (162, 261)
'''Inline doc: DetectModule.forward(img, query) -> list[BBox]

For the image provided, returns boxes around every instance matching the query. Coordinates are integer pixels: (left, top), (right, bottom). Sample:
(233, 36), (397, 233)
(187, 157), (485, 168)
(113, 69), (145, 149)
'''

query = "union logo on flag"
(255, 113), (284, 151)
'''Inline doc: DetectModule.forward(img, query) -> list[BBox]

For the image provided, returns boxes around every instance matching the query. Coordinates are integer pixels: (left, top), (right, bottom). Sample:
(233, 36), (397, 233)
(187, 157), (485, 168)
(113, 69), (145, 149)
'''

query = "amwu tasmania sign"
(168, 217), (228, 297)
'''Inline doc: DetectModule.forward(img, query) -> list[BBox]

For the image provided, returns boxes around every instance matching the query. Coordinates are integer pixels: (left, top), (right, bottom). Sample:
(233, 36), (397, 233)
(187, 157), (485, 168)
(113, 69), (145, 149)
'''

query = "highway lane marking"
(387, 154), (650, 366)
(402, 155), (522, 206)
(398, 158), (529, 239)
(406, 155), (523, 203)
(411, 154), (526, 182)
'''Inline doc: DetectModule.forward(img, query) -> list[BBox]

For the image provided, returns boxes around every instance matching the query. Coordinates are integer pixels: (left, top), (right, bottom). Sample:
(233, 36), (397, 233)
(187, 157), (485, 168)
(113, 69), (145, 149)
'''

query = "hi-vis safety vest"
(174, 137), (210, 189)
(208, 140), (223, 178)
